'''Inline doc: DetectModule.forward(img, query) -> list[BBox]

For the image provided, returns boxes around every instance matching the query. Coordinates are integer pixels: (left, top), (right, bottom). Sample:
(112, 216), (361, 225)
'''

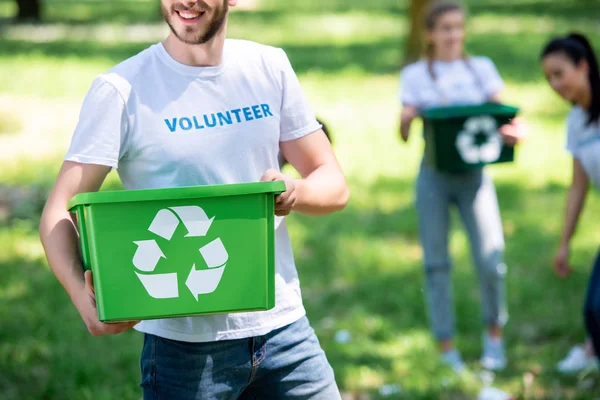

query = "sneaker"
(557, 345), (598, 374)
(481, 333), (507, 371)
(442, 349), (467, 373)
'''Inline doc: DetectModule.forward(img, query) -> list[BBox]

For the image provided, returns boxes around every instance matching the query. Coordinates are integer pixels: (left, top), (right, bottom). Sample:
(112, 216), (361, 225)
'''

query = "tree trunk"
(403, 0), (432, 66)
(16, 0), (41, 22)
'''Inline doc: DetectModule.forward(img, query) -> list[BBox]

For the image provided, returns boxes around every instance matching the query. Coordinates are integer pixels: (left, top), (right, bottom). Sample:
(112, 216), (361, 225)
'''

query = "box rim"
(421, 102), (520, 120)
(67, 181), (287, 211)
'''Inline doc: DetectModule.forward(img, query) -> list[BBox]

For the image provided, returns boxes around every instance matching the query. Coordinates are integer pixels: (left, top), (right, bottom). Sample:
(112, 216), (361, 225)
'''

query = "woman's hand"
(400, 106), (419, 142)
(499, 117), (527, 147)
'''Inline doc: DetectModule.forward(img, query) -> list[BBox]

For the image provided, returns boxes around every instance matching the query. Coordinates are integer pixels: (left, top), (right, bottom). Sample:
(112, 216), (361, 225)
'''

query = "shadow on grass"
(0, 250), (142, 400)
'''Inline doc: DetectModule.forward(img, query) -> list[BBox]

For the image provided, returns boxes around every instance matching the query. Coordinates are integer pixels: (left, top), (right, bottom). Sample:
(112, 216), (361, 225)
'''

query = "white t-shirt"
(399, 57), (504, 109)
(65, 39), (322, 342)
(566, 106), (600, 189)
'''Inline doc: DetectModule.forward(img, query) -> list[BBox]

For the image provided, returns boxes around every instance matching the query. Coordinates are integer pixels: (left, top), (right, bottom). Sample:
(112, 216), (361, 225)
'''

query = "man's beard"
(162, 1), (228, 45)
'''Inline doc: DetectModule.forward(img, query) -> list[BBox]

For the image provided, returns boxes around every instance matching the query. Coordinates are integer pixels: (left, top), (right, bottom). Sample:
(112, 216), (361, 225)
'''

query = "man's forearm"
(39, 203), (86, 306)
(292, 163), (349, 216)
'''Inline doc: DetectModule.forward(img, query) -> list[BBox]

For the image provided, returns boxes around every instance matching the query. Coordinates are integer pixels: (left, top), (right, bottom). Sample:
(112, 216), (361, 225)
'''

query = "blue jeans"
(416, 162), (508, 340)
(140, 316), (341, 400)
(584, 250), (600, 363)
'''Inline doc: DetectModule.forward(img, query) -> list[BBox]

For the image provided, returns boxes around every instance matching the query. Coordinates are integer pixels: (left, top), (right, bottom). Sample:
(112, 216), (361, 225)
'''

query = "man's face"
(161, 0), (229, 45)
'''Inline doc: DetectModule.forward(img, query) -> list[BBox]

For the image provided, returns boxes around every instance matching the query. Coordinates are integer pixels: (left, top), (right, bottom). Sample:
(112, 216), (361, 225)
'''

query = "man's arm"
(39, 161), (139, 335)
(262, 129), (349, 216)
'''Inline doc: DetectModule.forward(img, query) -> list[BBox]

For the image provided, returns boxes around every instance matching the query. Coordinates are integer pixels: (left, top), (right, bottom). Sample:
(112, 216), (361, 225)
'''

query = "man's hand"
(75, 270), (140, 336)
(261, 169), (297, 216)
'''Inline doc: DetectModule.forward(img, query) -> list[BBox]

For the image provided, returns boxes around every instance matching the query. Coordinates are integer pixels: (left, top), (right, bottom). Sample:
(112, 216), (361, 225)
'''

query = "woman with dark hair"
(541, 33), (600, 373)
(398, 1), (525, 372)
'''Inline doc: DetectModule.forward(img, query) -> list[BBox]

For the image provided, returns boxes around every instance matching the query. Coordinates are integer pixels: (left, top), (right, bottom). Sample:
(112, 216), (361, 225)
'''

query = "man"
(38, 0), (349, 398)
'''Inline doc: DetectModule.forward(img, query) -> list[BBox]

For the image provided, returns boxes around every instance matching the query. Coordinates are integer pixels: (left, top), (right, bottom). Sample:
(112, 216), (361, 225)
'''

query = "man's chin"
(168, 24), (205, 45)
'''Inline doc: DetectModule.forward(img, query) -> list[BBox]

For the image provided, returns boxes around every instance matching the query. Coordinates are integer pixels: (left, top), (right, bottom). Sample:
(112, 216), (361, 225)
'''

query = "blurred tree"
(404, 0), (431, 65)
(15, 0), (41, 22)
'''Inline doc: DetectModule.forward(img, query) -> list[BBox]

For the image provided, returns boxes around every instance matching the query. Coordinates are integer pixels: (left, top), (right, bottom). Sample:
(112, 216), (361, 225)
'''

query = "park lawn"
(1, 1), (600, 398)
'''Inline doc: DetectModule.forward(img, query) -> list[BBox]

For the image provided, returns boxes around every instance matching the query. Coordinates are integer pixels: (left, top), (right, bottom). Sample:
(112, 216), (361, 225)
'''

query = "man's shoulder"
(225, 39), (288, 68)
(226, 39), (281, 55)
(97, 44), (158, 94)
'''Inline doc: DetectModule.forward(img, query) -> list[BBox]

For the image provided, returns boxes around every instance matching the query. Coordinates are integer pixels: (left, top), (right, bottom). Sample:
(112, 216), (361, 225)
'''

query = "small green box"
(422, 103), (519, 173)
(68, 181), (286, 323)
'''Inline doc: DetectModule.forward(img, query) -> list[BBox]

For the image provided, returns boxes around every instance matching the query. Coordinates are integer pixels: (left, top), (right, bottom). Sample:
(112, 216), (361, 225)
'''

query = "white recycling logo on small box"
(132, 206), (228, 301)
(455, 115), (503, 164)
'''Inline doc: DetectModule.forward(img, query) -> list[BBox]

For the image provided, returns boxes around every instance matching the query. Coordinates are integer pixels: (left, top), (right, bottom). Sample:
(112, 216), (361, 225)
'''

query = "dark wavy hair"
(541, 33), (600, 125)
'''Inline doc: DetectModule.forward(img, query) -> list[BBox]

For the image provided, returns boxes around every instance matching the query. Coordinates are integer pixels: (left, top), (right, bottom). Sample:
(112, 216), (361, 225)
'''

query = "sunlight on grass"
(0, 111), (22, 135)
(2, 23), (169, 43)
(0, 225), (38, 261)
(12, 236), (46, 262)
(0, 1), (14, 17)
(0, 281), (28, 301)
(2, 13), (402, 47)
(0, 56), (110, 99)
(260, 0), (406, 12)
(339, 235), (422, 273)
(2, 156), (63, 186)
(2, 1), (600, 398)
(232, 12), (404, 46)
(470, 14), (598, 35)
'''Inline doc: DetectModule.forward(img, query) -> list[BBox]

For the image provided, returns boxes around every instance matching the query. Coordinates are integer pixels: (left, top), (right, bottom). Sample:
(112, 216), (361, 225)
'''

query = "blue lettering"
(165, 118), (178, 132)
(261, 104), (274, 117)
(193, 116), (204, 129)
(164, 105), (274, 134)
(217, 111), (232, 126)
(179, 117), (192, 131)
(204, 114), (217, 128)
(243, 107), (254, 121)
(231, 109), (242, 123)
(252, 105), (263, 119)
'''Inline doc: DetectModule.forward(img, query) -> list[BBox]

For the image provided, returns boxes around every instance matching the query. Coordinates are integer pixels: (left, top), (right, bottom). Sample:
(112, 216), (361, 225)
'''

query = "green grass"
(2, 0), (600, 399)
(0, 110), (21, 135)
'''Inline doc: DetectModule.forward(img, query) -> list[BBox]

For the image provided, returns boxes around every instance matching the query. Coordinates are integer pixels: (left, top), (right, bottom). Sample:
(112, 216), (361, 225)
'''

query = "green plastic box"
(67, 181), (286, 323)
(422, 103), (519, 173)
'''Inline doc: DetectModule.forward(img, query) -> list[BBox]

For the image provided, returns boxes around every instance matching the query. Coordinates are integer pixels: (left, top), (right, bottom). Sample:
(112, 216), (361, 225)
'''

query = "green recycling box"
(422, 103), (519, 173)
(67, 181), (286, 323)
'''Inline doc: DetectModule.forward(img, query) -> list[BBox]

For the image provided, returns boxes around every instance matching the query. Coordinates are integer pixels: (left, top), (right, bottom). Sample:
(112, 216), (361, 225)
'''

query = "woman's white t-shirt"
(399, 57), (504, 109)
(566, 106), (600, 188)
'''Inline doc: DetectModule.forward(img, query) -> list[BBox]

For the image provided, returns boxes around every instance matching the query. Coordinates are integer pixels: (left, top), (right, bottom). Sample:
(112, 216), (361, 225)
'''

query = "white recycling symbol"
(455, 115), (503, 164)
(132, 206), (229, 301)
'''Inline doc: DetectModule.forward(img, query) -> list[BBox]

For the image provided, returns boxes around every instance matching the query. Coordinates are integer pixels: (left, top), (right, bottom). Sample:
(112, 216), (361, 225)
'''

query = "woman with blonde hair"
(398, 1), (525, 372)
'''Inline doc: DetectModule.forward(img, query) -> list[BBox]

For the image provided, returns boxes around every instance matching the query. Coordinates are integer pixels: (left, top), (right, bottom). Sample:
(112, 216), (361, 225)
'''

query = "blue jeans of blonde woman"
(416, 161), (508, 340)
